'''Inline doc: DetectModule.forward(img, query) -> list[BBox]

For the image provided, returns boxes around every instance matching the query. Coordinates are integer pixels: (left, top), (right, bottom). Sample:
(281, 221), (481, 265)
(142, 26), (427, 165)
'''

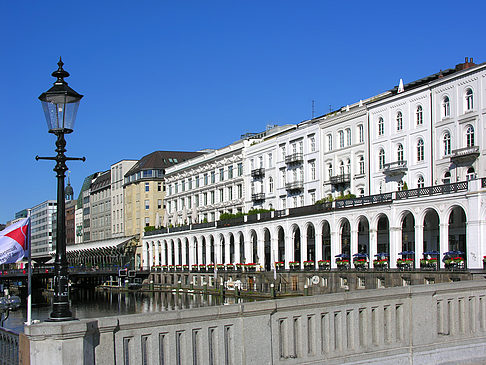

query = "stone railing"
(0, 326), (19, 365)
(22, 281), (486, 364)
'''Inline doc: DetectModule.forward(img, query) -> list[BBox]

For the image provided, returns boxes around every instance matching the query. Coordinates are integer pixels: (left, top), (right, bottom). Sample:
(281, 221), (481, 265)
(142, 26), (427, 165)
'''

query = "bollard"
(304, 284), (308, 296)
(270, 283), (276, 298)
(150, 280), (154, 291)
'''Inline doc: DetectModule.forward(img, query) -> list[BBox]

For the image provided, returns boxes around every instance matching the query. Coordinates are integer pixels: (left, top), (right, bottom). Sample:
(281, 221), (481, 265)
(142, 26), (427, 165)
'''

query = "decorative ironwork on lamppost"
(36, 58), (85, 321)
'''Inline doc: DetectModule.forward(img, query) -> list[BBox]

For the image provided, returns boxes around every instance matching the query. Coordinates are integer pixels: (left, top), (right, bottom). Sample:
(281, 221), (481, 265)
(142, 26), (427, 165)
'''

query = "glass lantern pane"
(41, 98), (80, 132)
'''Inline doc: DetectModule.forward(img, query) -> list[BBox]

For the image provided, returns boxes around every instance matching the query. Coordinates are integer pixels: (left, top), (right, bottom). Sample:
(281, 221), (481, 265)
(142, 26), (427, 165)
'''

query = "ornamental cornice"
(434, 84), (455, 94)
(370, 106), (387, 115)
(409, 94), (428, 104)
(457, 76), (478, 87)
(390, 101), (407, 109)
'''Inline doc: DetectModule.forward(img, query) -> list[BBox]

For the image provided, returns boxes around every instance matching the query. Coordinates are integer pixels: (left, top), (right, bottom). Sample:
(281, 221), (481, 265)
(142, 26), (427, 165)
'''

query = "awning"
(49, 236), (135, 256)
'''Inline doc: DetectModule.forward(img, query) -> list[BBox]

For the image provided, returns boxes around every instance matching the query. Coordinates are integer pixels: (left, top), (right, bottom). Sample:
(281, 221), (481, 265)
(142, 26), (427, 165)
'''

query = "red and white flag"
(0, 217), (30, 265)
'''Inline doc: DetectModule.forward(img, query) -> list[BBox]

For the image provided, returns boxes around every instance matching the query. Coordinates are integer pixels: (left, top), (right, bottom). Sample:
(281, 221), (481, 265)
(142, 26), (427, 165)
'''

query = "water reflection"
(3, 289), (254, 333)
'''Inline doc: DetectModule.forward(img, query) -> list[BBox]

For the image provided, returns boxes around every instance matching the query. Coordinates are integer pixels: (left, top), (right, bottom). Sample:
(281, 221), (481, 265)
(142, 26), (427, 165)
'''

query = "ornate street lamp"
(36, 58), (85, 321)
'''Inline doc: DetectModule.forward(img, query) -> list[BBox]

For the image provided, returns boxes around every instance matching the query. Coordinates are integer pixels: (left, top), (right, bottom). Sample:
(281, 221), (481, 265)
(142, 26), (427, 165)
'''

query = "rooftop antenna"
(329, 104), (332, 112)
(311, 100), (315, 118)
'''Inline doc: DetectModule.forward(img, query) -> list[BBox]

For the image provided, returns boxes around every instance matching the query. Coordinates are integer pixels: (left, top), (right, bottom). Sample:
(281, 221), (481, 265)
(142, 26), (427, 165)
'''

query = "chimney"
(456, 57), (476, 71)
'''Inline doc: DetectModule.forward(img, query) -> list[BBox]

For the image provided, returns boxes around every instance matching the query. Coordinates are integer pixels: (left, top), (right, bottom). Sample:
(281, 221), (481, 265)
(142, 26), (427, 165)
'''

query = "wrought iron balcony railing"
(285, 153), (303, 164)
(285, 180), (304, 191)
(383, 160), (407, 176)
(251, 193), (265, 201)
(251, 168), (265, 178)
(329, 174), (350, 185)
(450, 146), (479, 164)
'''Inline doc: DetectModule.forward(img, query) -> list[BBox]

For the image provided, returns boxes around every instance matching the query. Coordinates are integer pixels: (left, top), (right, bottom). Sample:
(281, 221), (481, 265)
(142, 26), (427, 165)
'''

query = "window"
(259, 156), (263, 168)
(465, 88), (473, 111)
(211, 171), (215, 184)
(327, 134), (333, 151)
(237, 184), (243, 198)
(346, 159), (351, 174)
(281, 145), (286, 159)
(281, 169), (286, 186)
(442, 96), (450, 118)
(157, 199), (162, 209)
(398, 180), (404, 191)
(210, 191), (215, 204)
(466, 167), (476, 180)
(417, 176), (425, 188)
(195, 176), (200, 188)
(291, 143), (297, 154)
(219, 168), (224, 181)
(281, 197), (286, 209)
(359, 156), (365, 175)
(397, 144), (404, 162)
(195, 194), (199, 207)
(269, 177), (274, 193)
(396, 112), (403, 131)
(219, 188), (224, 202)
(299, 141), (303, 154)
(204, 173), (208, 185)
(237, 163), (243, 176)
(378, 117), (384, 136)
(145, 183), (149, 192)
(443, 171), (451, 184)
(188, 179), (192, 190)
(158, 182), (162, 191)
(310, 191), (316, 204)
(203, 192), (208, 205)
(228, 166), (233, 179)
(145, 217), (150, 227)
(187, 197), (192, 209)
(268, 153), (273, 167)
(358, 124), (364, 143)
(328, 163), (333, 179)
(339, 130), (344, 148)
(443, 132), (451, 156)
(466, 125), (475, 147)
(182, 180), (185, 192)
(379, 149), (385, 169)
(310, 160), (316, 180)
(417, 139), (424, 162)
(310, 136), (316, 152)
(359, 188), (364, 197)
(346, 128), (351, 146)
(228, 186), (233, 200)
(339, 161), (345, 176)
(416, 105), (423, 125)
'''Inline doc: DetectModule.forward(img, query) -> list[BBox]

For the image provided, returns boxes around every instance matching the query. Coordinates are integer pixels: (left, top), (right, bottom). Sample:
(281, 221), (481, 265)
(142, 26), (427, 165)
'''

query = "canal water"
(2, 289), (254, 333)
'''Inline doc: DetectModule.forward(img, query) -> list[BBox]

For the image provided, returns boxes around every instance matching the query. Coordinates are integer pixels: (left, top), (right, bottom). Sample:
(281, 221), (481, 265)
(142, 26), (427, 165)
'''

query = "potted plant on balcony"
(353, 258), (367, 270)
(198, 264), (206, 272)
(318, 260), (330, 270)
(183, 264), (189, 271)
(176, 264), (182, 271)
(373, 258), (388, 270)
(169, 265), (175, 271)
(216, 264), (225, 271)
(483, 256), (486, 270)
(226, 263), (235, 271)
(336, 259), (349, 270)
(289, 261), (300, 271)
(161, 265), (167, 272)
(303, 260), (315, 271)
(274, 261), (285, 272)
(245, 263), (257, 272)
(397, 258), (413, 270)
(191, 264), (198, 271)
(207, 263), (215, 272)
(235, 263), (244, 272)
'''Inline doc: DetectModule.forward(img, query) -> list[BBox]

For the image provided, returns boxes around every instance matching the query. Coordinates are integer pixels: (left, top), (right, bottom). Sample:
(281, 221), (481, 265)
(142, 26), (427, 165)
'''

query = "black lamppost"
(36, 58), (85, 321)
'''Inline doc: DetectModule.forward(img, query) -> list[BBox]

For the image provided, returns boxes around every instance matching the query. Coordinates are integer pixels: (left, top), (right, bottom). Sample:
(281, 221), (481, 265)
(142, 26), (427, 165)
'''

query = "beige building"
(123, 151), (204, 267)
(111, 159), (137, 238)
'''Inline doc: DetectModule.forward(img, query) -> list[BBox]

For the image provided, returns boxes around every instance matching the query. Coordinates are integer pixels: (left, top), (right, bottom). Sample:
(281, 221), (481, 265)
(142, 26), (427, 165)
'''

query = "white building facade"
(143, 59), (486, 271)
(30, 200), (57, 258)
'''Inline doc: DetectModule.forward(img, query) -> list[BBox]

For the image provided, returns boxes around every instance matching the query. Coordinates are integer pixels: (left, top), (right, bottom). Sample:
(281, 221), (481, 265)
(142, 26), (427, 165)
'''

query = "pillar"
(415, 224), (423, 269)
(350, 229), (358, 268)
(439, 223), (449, 269)
(154, 241), (160, 266)
(330, 231), (339, 269)
(369, 229), (377, 268)
(389, 227), (401, 269)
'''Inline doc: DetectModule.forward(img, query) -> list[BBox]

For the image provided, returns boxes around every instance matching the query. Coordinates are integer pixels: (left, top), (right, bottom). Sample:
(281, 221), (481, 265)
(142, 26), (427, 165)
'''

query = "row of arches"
(144, 205), (467, 270)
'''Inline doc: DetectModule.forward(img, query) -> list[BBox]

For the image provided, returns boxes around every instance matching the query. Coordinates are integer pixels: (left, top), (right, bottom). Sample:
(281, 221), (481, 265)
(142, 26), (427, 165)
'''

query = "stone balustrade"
(22, 280), (486, 364)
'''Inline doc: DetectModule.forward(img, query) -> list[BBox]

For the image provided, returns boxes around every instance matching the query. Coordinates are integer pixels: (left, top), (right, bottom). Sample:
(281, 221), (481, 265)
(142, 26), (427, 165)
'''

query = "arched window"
(358, 124), (364, 143)
(466, 167), (476, 180)
(466, 125), (475, 147)
(443, 96), (450, 118)
(359, 188), (365, 197)
(328, 163), (333, 179)
(397, 144), (404, 162)
(443, 171), (451, 184)
(346, 128), (351, 146)
(465, 88), (473, 111)
(346, 158), (351, 174)
(379, 149), (385, 169)
(339, 161), (345, 175)
(417, 139), (424, 161)
(443, 132), (451, 156)
(417, 175), (425, 188)
(398, 180), (404, 191)
(416, 105), (423, 125)
(359, 156), (365, 174)
(268, 177), (274, 193)
(327, 134), (333, 151)
(396, 111), (403, 131)
(378, 117), (384, 136)
(339, 130), (344, 148)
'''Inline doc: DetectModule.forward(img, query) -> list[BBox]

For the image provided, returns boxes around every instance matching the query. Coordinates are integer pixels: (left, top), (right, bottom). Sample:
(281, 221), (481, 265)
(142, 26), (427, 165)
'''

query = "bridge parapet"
(22, 280), (486, 364)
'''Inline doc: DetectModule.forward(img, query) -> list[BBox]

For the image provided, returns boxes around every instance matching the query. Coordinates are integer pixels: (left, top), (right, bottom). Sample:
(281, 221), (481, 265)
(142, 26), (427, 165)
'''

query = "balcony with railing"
(450, 146), (479, 164)
(251, 168), (265, 178)
(383, 160), (407, 177)
(329, 174), (350, 186)
(285, 153), (303, 164)
(251, 193), (265, 202)
(285, 180), (304, 191)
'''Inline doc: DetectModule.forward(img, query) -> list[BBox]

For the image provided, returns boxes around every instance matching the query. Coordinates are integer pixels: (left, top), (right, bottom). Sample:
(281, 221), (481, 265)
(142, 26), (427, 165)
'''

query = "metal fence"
(0, 327), (19, 365)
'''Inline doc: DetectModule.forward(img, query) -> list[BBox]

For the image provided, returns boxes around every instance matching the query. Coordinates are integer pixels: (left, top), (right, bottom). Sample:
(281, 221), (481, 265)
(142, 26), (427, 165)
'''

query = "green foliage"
(247, 208), (274, 216)
(315, 194), (334, 205)
(218, 208), (275, 221)
(403, 181), (408, 190)
(144, 226), (156, 232)
(335, 193), (356, 200)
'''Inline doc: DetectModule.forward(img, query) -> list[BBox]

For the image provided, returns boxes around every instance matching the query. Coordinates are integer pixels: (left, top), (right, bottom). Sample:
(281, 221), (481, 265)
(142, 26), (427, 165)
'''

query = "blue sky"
(1, 0), (485, 223)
